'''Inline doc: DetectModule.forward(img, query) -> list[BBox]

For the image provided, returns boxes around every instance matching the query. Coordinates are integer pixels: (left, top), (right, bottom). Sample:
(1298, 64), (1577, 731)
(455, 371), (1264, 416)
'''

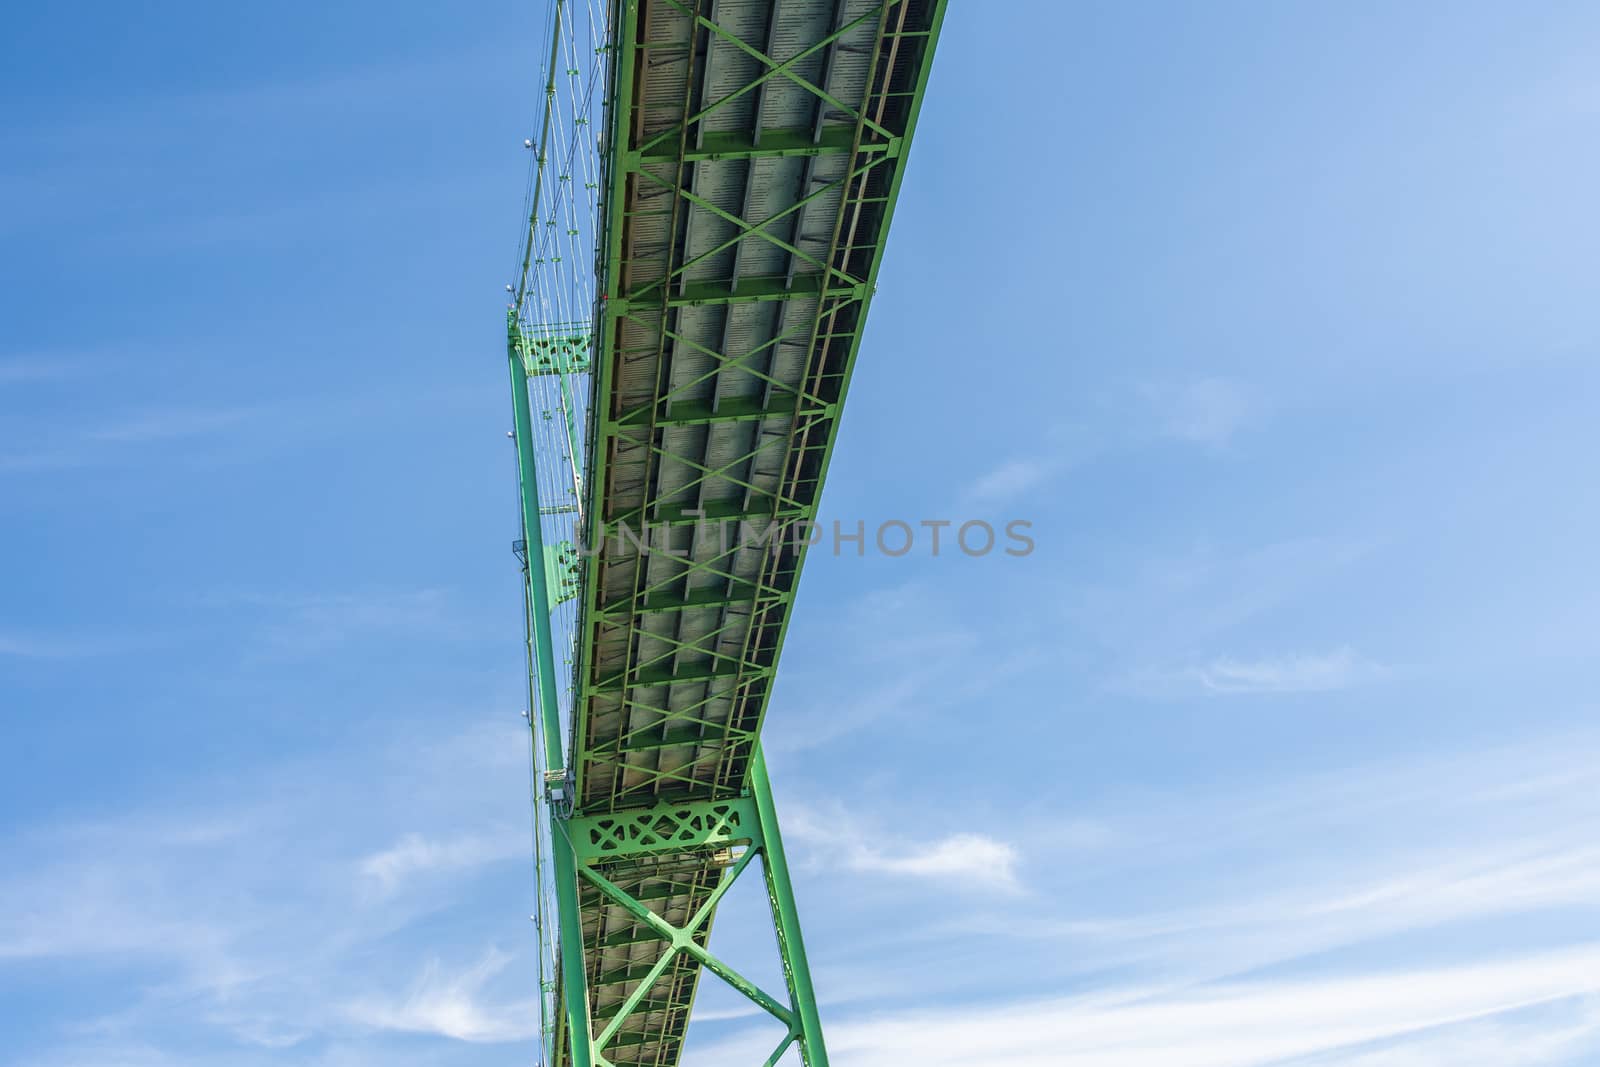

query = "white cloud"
(919, 734), (1600, 1025)
(965, 837), (1600, 996)
(844, 833), (1020, 893)
(359, 830), (522, 895)
(1193, 647), (1380, 693)
(0, 717), (538, 1058)
(961, 380), (1255, 506)
(0, 813), (246, 967)
(1074, 536), (1381, 697)
(699, 947), (1600, 1067)
(783, 778), (1023, 894)
(344, 948), (537, 1043)
(783, 795), (1022, 893)
(967, 457), (1055, 503)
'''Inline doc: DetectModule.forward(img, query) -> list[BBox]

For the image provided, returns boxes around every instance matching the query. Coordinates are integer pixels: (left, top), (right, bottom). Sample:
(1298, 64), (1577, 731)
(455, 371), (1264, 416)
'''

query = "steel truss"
(507, 1), (946, 1064)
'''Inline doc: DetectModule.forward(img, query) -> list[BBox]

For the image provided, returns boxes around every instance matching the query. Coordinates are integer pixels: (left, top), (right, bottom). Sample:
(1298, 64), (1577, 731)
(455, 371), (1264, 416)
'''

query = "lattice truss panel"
(581, 0), (939, 813)
(507, 2), (946, 1065)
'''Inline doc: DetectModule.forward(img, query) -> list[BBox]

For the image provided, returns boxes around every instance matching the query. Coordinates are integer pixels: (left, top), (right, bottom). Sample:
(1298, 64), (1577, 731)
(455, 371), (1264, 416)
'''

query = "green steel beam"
(512, 320), (593, 376)
(566, 769), (826, 1063)
(631, 2), (888, 157)
(509, 2), (949, 1062)
(597, 559), (785, 621)
(601, 587), (764, 618)
(589, 661), (756, 694)
(751, 744), (827, 1066)
(569, 796), (759, 862)
(594, 958), (682, 988)
(593, 995), (679, 1019)
(634, 592), (766, 620)
(595, 927), (677, 950)
(607, 271), (832, 311)
(601, 415), (829, 521)
(615, 395), (829, 429)
(637, 123), (888, 162)
(581, 856), (796, 1031)
(568, 0), (638, 799)
(627, 158), (890, 298)
(619, 309), (840, 410)
(712, 0), (952, 783)
(509, 341), (595, 1066)
(599, 500), (803, 529)
(592, 726), (749, 757)
(662, 0), (896, 141)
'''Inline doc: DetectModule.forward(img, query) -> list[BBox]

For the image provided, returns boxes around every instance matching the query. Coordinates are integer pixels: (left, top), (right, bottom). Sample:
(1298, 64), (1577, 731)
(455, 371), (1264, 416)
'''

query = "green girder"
(544, 540), (581, 607)
(508, 2), (948, 1064)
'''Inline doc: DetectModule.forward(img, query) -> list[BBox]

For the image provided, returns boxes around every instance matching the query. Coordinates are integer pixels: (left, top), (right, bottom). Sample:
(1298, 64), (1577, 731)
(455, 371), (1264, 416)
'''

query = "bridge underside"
(526, 1), (946, 1064)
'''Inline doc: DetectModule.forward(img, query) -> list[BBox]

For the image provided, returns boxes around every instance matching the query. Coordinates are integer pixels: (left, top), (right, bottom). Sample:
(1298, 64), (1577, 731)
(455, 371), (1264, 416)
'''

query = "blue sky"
(4, 2), (1600, 1064)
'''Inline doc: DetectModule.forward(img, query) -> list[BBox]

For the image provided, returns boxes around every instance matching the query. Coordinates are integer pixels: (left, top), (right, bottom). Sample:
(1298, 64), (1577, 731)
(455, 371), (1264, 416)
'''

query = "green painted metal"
(506, 2), (947, 1063)
(544, 540), (581, 607)
(511, 313), (590, 515)
(750, 744), (827, 1066)
(569, 796), (758, 863)
(515, 324), (594, 375)
(508, 321), (595, 1067)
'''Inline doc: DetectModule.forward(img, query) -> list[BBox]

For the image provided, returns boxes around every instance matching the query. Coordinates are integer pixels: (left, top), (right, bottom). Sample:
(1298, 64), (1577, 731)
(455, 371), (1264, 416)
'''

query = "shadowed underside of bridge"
(508, 2), (945, 1064)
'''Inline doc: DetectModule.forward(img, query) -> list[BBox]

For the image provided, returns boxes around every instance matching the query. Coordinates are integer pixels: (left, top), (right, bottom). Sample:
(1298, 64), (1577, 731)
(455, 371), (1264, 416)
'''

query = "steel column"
(504, 1), (948, 1061)
(750, 744), (829, 1066)
(509, 343), (595, 1067)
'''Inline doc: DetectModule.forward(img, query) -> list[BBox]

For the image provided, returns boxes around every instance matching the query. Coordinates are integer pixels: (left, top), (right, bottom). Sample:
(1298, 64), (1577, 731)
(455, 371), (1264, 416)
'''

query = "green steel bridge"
(504, 2), (945, 1063)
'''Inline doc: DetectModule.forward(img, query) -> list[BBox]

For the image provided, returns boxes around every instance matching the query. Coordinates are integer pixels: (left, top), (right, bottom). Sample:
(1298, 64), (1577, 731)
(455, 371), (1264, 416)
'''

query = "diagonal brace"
(579, 850), (796, 1034)
(658, 0), (896, 142)
(634, 3), (888, 157)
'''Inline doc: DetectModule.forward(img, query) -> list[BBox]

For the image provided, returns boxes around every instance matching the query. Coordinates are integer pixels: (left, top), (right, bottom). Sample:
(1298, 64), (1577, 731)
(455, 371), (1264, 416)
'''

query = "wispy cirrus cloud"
(920, 734), (1600, 996)
(967, 457), (1058, 504)
(703, 737), (1600, 1065)
(1075, 535), (1382, 696)
(786, 791), (1022, 894)
(343, 948), (537, 1044)
(698, 947), (1600, 1067)
(843, 832), (1021, 893)
(1192, 647), (1384, 693)
(360, 830), (522, 896)
(0, 813), (244, 970)
(0, 716), (539, 1059)
(960, 377), (1258, 507)
(0, 404), (261, 472)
